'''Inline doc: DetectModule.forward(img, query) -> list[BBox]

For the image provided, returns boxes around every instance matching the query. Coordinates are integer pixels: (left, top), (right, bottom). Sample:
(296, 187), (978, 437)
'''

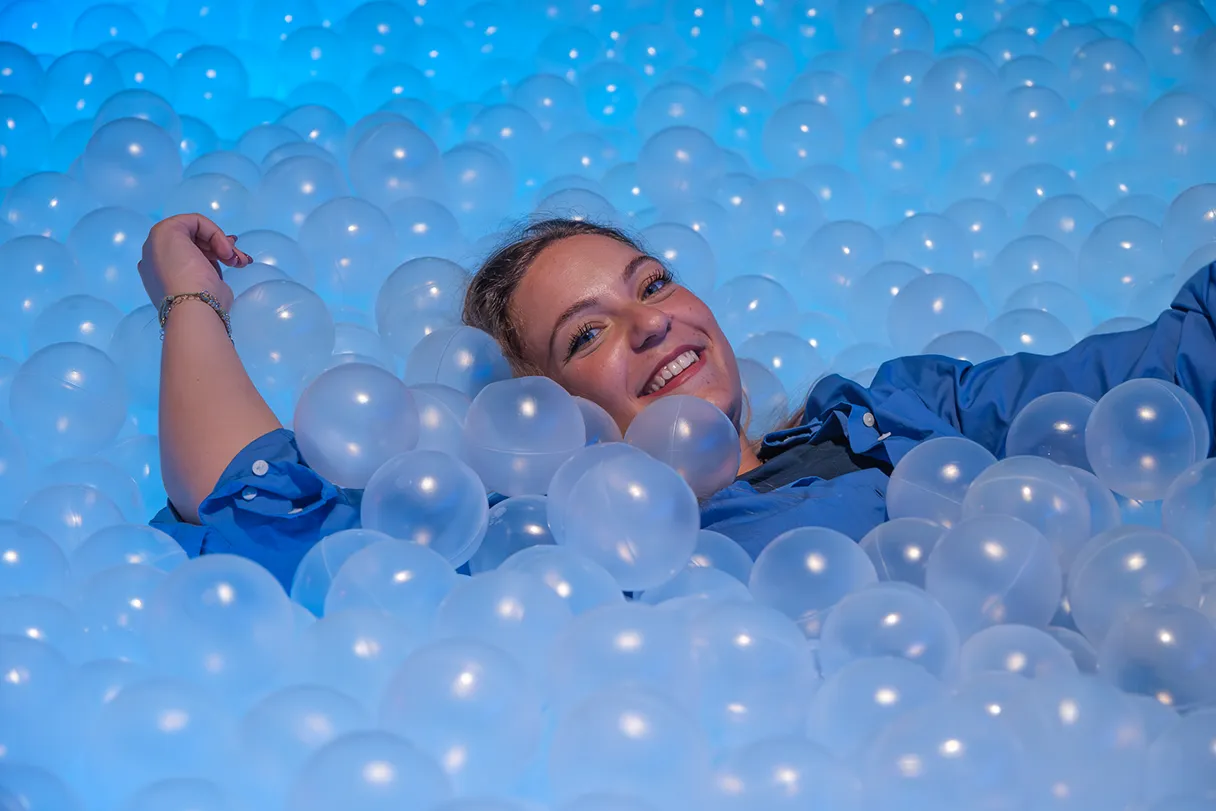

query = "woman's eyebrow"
(547, 254), (662, 356)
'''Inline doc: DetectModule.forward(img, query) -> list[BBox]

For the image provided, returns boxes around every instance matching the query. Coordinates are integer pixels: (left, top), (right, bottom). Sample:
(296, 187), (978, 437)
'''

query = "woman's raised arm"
(140, 213), (281, 523)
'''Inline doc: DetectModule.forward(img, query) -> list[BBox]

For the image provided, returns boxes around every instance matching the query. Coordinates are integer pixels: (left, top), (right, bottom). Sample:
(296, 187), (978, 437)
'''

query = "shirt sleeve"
(862, 260), (1216, 458)
(149, 428), (363, 590)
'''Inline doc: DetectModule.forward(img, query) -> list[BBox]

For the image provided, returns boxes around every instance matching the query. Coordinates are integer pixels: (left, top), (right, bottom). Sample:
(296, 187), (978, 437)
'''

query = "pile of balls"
(1, 0), (1216, 808)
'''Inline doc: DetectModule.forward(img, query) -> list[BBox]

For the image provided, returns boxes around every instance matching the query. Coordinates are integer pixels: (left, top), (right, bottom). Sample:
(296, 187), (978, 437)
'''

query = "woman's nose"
(630, 304), (672, 351)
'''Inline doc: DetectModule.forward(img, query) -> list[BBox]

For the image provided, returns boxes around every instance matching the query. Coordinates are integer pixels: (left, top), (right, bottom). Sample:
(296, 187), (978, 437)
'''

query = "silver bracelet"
(158, 291), (232, 341)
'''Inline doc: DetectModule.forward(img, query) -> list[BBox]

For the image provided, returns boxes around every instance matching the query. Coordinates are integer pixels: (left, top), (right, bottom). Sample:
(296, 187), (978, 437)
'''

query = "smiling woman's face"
(510, 233), (743, 432)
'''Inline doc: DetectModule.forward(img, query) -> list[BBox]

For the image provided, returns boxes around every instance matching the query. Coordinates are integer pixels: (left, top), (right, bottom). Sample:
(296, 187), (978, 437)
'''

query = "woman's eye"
(643, 275), (671, 297)
(569, 326), (599, 355)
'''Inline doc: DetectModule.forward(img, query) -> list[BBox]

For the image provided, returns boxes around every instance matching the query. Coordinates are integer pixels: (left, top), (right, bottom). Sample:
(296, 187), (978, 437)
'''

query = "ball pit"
(1, 0), (1216, 809)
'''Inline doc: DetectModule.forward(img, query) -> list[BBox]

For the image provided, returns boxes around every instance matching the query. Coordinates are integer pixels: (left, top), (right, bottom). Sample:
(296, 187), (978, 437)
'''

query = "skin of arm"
(140, 213), (282, 524)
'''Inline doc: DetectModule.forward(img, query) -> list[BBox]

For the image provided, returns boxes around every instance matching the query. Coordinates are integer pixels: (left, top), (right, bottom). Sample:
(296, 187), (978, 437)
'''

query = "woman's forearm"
(159, 298), (282, 523)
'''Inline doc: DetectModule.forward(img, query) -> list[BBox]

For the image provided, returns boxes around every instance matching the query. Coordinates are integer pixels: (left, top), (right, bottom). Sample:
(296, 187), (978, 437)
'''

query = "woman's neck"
(738, 434), (762, 476)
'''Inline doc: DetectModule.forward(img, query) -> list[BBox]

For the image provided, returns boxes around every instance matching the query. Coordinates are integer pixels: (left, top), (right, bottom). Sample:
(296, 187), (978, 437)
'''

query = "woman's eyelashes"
(566, 323), (600, 359)
(641, 268), (674, 298)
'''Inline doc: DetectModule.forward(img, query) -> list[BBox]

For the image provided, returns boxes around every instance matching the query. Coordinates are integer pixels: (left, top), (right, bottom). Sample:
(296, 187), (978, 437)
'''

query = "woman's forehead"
(518, 234), (643, 303)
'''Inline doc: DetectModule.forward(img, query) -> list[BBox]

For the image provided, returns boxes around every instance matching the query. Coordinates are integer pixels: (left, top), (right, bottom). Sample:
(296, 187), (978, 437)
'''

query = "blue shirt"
(152, 262), (1216, 589)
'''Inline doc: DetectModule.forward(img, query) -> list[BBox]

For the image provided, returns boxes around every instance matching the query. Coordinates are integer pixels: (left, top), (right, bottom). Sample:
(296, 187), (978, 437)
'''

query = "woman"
(146, 213), (1216, 588)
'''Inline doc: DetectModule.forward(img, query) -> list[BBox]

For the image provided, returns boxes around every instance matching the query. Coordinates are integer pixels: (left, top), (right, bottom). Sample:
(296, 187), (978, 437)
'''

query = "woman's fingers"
(180, 213), (251, 267)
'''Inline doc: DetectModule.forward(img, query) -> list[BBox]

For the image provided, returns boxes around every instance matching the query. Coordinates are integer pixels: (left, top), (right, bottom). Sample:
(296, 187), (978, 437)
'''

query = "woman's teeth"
(646, 350), (700, 395)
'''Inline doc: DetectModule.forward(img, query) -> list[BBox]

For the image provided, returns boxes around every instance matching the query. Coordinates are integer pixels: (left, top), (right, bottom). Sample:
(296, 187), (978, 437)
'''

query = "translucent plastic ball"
(289, 528), (393, 617)
(0, 171), (97, 241)
(26, 295), (120, 356)
(1085, 378), (1210, 501)
(293, 363), (419, 489)
(461, 376), (586, 497)
(78, 117), (181, 215)
(622, 395), (740, 499)
(497, 544), (625, 616)
(549, 686), (711, 811)
(999, 673), (1148, 808)
(865, 698), (1028, 809)
(748, 526), (878, 638)
(348, 121), (442, 210)
(12, 342), (129, 463)
(69, 525), (184, 585)
(285, 731), (453, 811)
(636, 126), (725, 208)
(638, 223), (717, 298)
(1143, 705), (1216, 805)
(404, 325), (513, 399)
(709, 736), (862, 811)
(375, 257), (468, 360)
(984, 308), (1076, 356)
(234, 229), (315, 288)
(1097, 603), (1216, 711)
(958, 623), (1079, 680)
(65, 206), (154, 311)
(441, 143), (515, 236)
(322, 538), (458, 627)
(917, 55), (1000, 138)
(466, 495), (555, 574)
(926, 514), (1063, 638)
(686, 600), (816, 747)
(1161, 459), (1216, 569)
(253, 155), (347, 237)
(761, 101), (845, 175)
(435, 568), (573, 674)
(299, 607), (424, 709)
(0, 96), (50, 186)
(886, 436), (998, 528)
(1162, 184), (1216, 266)
(576, 396), (623, 445)
(144, 554), (295, 696)
(236, 685), (370, 808)
(961, 455), (1092, 566)
(0, 522), (67, 600)
(819, 582), (960, 678)
(0, 764), (80, 811)
(551, 444), (700, 591)
(806, 656), (948, 758)
(42, 51), (122, 126)
(230, 279), (335, 393)
(859, 517), (945, 589)
(687, 529), (752, 584)
(546, 600), (695, 717)
(87, 677), (235, 802)
(74, 564), (165, 663)
(843, 261), (926, 342)
(707, 275), (799, 346)
(989, 235), (1077, 309)
(1078, 215), (1167, 315)
(0, 594), (88, 664)
(411, 384), (472, 453)
(1064, 465), (1123, 540)
(384, 197), (465, 264)
(738, 359), (788, 439)
(379, 639), (543, 794)
(737, 331), (826, 397)
(297, 197), (398, 309)
(0, 236), (79, 354)
(1068, 526), (1202, 645)
(638, 566), (751, 608)
(887, 273), (987, 351)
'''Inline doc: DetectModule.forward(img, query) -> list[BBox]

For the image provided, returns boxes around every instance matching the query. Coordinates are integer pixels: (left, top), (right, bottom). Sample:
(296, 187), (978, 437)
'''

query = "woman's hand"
(138, 213), (253, 311)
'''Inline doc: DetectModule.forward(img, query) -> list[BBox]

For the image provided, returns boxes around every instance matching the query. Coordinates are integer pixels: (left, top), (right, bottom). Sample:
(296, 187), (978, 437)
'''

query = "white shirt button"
(241, 487), (257, 501)
(862, 412), (876, 428)
(252, 459), (269, 476)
